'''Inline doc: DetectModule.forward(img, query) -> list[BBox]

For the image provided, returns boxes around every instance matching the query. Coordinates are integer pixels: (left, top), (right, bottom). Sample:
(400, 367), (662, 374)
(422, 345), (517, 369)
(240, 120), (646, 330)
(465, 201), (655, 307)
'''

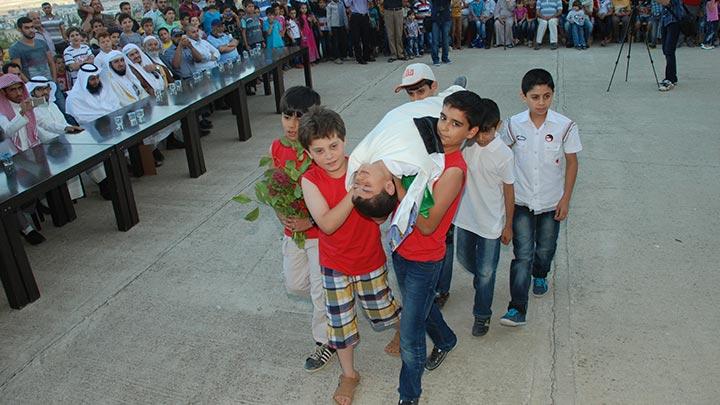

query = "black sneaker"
(23, 230), (46, 245)
(304, 343), (335, 373)
(472, 317), (489, 337)
(425, 345), (453, 371)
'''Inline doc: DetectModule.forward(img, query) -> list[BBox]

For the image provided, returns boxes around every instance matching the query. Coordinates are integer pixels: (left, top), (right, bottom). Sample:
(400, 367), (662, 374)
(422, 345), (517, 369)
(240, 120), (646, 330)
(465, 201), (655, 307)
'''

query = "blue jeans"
(509, 205), (560, 314)
(392, 252), (457, 401)
(661, 22), (679, 83)
(456, 227), (501, 320)
(406, 36), (419, 56)
(431, 19), (451, 64)
(563, 19), (592, 44)
(435, 224), (454, 295)
(570, 23), (587, 46)
(705, 20), (718, 45)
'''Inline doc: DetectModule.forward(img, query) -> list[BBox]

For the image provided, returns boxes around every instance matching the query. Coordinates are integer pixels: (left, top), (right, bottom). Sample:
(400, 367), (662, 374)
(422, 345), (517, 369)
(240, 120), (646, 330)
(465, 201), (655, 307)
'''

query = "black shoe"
(452, 76), (467, 88)
(388, 57), (396, 62)
(98, 179), (113, 201)
(304, 342), (336, 373)
(398, 400), (419, 404)
(357, 59), (367, 64)
(23, 230), (46, 245)
(425, 345), (453, 371)
(434, 292), (449, 309)
(165, 135), (185, 150)
(367, 57), (376, 62)
(152, 148), (165, 162)
(199, 119), (213, 130)
(200, 129), (211, 137)
(472, 317), (490, 337)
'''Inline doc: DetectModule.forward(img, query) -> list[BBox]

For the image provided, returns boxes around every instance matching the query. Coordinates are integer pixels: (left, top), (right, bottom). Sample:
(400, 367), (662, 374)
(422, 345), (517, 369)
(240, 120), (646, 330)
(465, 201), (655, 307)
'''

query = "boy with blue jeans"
(498, 69), (581, 326)
(453, 97), (516, 337)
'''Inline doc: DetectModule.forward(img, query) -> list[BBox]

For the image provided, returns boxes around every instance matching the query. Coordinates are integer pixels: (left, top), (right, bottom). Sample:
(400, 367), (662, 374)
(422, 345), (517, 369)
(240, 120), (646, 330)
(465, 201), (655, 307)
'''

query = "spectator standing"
(119, 14), (144, 48)
(157, 8), (183, 34)
(298, 3), (320, 61)
(81, 0), (118, 33)
(180, 0), (204, 18)
(494, 0), (516, 47)
(63, 27), (95, 84)
(28, 12), (56, 57)
(405, 10), (421, 57)
(241, 0), (265, 52)
(534, 0), (562, 49)
(345, 0), (375, 64)
(415, 0), (433, 54)
(385, 0), (407, 61)
(204, 4), (224, 33)
(327, 0), (349, 62)
(40, 3), (68, 54)
(657, 0), (682, 91)
(316, 0), (331, 59)
(9, 17), (57, 81)
(701, 0), (718, 49)
(431, 0), (453, 65)
(265, 6), (287, 49)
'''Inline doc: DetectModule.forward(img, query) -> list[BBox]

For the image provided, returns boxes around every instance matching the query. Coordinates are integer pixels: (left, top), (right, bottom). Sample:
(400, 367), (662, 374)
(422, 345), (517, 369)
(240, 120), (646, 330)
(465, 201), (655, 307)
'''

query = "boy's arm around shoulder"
(301, 177), (354, 235)
(414, 167), (464, 236)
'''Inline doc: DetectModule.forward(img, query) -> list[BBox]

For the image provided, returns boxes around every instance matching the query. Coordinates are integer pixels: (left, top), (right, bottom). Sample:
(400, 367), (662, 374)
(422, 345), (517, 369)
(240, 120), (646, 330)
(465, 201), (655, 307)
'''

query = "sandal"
(333, 373), (360, 405)
(384, 330), (401, 358)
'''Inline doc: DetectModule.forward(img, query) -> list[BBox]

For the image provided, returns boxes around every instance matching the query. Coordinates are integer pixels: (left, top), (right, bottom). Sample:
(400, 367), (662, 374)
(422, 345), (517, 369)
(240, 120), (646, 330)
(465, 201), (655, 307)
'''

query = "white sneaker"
(700, 43), (715, 50)
(658, 79), (675, 92)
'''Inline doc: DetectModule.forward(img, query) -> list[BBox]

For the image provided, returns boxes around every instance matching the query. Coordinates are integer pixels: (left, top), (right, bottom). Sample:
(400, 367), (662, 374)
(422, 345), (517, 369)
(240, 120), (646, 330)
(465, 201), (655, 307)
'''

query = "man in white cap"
(394, 62), (467, 102)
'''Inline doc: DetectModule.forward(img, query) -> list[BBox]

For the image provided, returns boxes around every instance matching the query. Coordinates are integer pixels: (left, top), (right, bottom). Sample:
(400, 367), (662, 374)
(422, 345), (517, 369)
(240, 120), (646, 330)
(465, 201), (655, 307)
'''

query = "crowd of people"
(268, 65), (579, 404)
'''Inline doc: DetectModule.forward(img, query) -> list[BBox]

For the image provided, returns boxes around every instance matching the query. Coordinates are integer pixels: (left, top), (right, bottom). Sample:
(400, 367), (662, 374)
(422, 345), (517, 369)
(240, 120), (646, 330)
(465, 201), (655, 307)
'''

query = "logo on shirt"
(517, 135), (527, 141)
(545, 134), (554, 142)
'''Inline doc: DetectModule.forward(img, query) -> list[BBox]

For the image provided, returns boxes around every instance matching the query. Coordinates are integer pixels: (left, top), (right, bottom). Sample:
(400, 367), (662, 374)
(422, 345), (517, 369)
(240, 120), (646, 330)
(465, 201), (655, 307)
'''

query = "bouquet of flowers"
(234, 139), (312, 248)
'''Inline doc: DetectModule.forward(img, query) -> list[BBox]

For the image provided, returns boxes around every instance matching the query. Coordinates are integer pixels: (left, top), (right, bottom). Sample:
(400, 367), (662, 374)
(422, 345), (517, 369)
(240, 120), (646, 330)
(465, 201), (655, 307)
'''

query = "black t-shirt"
(384, 0), (403, 9)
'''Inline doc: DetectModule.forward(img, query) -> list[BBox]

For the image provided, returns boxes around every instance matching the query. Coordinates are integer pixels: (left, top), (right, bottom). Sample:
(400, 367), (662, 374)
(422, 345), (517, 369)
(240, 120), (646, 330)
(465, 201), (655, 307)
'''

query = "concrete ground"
(1, 45), (719, 404)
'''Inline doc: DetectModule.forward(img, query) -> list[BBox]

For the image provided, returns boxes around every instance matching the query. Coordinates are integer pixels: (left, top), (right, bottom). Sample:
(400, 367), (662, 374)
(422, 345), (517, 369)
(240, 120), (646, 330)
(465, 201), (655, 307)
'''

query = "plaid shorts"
(322, 265), (401, 350)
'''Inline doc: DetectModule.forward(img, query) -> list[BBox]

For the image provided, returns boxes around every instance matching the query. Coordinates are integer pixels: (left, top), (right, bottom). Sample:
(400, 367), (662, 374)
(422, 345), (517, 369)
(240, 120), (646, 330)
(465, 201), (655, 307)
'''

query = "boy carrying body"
(300, 107), (401, 405)
(272, 86), (335, 372)
(351, 90), (485, 404)
(497, 68), (581, 326)
(453, 98), (516, 337)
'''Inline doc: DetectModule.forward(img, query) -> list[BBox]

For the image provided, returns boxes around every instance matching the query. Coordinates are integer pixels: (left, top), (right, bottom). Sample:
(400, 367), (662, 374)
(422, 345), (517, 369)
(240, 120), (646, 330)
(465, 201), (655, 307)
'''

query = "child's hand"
(501, 225), (513, 245)
(554, 196), (570, 221)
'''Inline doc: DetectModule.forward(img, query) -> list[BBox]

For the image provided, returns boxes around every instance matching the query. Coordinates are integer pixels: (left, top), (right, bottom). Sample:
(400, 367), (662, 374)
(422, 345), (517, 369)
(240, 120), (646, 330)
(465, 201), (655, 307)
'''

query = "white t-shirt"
(454, 137), (515, 239)
(499, 109), (582, 213)
(287, 19), (301, 39)
(63, 44), (93, 80)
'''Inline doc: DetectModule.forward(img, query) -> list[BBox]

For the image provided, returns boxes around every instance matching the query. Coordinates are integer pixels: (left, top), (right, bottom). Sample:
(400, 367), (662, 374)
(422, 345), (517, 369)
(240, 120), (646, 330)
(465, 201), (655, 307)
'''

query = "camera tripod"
(606, 5), (660, 91)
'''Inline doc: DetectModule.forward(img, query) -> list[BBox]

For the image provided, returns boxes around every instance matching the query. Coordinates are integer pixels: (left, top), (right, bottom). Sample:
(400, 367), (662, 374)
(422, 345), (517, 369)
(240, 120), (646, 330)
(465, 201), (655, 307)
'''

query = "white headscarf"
(142, 35), (168, 68)
(25, 76), (58, 103)
(104, 50), (149, 107)
(122, 43), (165, 93)
(66, 63), (122, 124)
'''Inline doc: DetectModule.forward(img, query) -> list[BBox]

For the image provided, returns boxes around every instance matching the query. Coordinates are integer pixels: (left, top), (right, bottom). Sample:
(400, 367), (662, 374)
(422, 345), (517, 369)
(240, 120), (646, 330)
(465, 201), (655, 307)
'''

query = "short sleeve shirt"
(9, 40), (52, 79)
(454, 138), (514, 239)
(241, 16), (264, 46)
(161, 44), (195, 79)
(499, 109), (582, 213)
(207, 33), (239, 62)
(302, 164), (386, 275)
(63, 44), (93, 80)
(41, 15), (65, 44)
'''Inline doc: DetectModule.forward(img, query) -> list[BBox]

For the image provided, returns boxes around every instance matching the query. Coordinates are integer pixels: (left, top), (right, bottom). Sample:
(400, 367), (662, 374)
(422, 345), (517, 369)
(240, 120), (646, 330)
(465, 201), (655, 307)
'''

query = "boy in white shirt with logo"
(497, 68), (581, 326)
(453, 97), (516, 337)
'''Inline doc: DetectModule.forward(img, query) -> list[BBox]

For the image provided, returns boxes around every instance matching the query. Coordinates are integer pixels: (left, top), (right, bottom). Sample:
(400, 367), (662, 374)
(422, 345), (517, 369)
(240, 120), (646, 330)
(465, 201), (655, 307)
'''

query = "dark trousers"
(350, 12), (373, 62)
(330, 26), (348, 59)
(662, 22), (679, 83)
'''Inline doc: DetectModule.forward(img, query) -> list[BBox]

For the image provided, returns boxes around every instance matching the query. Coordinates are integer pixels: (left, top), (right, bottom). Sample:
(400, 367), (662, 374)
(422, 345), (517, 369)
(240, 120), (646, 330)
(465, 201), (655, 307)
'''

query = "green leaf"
(294, 184), (303, 199)
(279, 137), (292, 147)
(244, 207), (260, 221)
(259, 156), (272, 168)
(298, 158), (311, 173)
(232, 194), (252, 204)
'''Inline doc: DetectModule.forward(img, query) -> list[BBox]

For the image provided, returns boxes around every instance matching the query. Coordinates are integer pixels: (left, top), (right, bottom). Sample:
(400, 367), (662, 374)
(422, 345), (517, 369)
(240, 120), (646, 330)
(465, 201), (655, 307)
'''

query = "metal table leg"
(181, 112), (207, 178)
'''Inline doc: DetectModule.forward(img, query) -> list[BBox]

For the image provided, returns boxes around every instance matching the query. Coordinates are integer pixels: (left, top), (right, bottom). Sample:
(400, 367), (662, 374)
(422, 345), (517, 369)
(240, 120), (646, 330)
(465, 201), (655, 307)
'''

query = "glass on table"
(192, 71), (201, 83)
(174, 79), (183, 92)
(1, 152), (14, 171)
(135, 109), (145, 124)
(218, 62), (225, 72)
(167, 82), (177, 95)
(127, 111), (138, 127)
(113, 115), (124, 130)
(205, 69), (212, 79)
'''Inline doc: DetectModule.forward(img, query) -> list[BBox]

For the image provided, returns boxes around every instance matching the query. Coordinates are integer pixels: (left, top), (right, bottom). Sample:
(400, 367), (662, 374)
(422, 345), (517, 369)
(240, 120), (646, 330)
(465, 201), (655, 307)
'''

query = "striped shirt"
(536, 0), (562, 17)
(40, 15), (65, 44)
(63, 44), (93, 80)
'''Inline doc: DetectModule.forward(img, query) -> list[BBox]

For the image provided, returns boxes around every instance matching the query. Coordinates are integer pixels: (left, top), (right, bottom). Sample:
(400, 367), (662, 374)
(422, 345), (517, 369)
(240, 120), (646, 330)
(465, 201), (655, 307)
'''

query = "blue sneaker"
(532, 278), (549, 297)
(499, 309), (526, 327)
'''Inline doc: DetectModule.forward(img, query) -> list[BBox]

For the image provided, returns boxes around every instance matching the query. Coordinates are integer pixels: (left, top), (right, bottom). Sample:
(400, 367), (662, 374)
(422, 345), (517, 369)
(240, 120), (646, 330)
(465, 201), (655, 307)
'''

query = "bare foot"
(384, 330), (401, 357)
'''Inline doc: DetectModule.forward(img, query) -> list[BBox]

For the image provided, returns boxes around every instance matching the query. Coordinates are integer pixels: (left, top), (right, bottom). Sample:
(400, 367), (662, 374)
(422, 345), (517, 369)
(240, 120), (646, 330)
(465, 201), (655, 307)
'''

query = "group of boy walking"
(268, 65), (581, 404)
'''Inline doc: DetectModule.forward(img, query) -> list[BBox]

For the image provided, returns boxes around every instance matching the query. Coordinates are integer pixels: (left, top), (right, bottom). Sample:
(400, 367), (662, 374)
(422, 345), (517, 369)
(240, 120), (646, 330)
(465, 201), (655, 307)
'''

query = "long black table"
(0, 46), (312, 309)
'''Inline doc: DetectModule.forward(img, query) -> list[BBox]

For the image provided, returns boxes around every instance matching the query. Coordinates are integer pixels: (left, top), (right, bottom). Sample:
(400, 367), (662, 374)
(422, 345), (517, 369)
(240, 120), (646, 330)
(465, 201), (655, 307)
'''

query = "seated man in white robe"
(346, 86), (463, 250)
(66, 63), (122, 125)
(122, 44), (183, 151)
(26, 76), (111, 201)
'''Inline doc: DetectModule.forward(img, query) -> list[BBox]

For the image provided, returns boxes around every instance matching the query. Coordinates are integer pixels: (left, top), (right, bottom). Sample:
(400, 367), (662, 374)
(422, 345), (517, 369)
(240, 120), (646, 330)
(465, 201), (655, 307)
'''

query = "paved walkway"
(1, 46), (719, 404)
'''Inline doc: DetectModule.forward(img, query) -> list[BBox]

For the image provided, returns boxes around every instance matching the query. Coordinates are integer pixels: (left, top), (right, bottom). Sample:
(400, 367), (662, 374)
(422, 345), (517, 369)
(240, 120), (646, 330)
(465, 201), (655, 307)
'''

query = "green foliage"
(244, 207), (260, 221)
(232, 194), (252, 204)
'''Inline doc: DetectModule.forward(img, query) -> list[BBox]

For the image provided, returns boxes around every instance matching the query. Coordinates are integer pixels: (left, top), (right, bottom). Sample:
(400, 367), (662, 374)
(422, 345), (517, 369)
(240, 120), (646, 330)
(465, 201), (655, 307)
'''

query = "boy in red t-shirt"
(271, 86), (332, 373)
(390, 91), (483, 404)
(299, 107), (401, 405)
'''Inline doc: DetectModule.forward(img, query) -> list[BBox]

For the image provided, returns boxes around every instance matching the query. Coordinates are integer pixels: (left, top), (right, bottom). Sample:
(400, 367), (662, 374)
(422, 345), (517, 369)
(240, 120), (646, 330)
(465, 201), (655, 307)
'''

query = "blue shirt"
(344, 0), (369, 14)
(469, 1), (484, 17)
(203, 10), (222, 33)
(161, 44), (195, 79)
(207, 33), (240, 62)
(263, 19), (285, 48)
(537, 0), (562, 17)
(661, 0), (684, 26)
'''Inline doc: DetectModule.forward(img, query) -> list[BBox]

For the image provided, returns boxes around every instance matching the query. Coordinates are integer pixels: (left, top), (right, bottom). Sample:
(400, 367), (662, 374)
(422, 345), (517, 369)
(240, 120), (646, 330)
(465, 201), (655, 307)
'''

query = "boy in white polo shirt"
(498, 68), (581, 326)
(453, 97), (516, 337)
